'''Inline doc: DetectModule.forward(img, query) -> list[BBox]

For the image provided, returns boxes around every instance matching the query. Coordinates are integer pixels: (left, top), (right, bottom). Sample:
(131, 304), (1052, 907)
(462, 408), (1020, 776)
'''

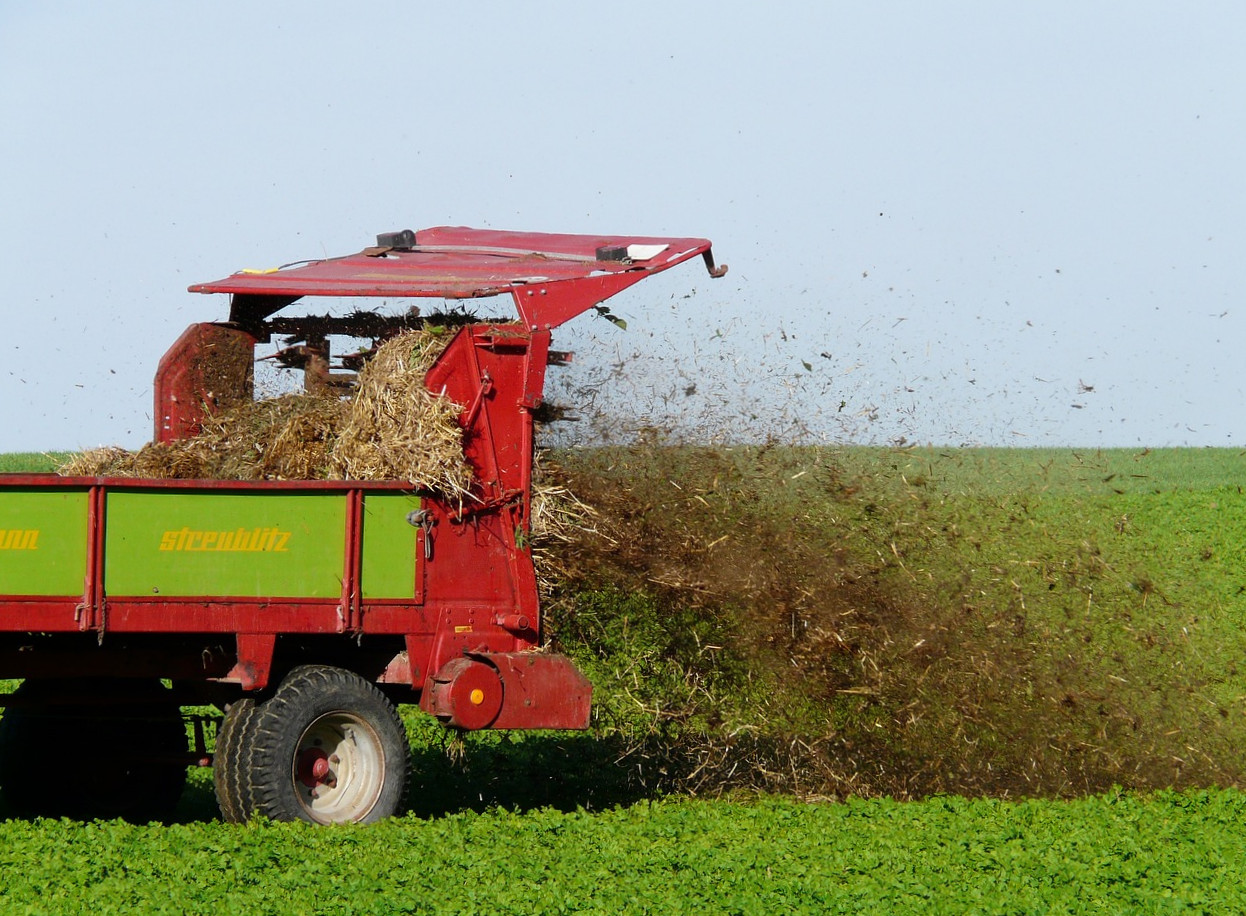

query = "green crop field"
(3, 446), (1246, 910)
(0, 790), (1243, 913)
(0, 452), (69, 473)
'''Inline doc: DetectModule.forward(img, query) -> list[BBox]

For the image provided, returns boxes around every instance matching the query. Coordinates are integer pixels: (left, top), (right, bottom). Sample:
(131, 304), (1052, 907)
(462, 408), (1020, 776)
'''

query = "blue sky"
(2, 2), (1243, 451)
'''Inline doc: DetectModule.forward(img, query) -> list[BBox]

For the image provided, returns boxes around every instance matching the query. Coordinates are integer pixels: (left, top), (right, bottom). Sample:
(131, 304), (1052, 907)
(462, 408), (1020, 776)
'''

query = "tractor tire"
(245, 665), (408, 824)
(213, 697), (259, 823)
(0, 678), (188, 823)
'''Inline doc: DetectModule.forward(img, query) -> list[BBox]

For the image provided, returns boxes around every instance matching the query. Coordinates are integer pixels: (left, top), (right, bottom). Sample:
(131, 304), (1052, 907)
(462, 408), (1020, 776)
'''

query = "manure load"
(0, 226), (725, 824)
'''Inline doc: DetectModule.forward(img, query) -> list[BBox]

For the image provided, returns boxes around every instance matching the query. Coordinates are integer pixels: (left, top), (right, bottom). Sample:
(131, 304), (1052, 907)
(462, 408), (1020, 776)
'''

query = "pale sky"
(2, 2), (1243, 452)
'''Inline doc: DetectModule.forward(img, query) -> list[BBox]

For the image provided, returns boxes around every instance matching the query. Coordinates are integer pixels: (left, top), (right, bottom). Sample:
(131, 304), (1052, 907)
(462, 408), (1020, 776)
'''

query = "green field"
(0, 789), (1242, 913)
(0, 452), (70, 473)
(3, 446), (1246, 910)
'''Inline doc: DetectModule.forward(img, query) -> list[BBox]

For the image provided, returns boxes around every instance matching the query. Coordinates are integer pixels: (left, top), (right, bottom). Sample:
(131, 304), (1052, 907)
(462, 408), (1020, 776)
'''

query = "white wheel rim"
(292, 711), (387, 824)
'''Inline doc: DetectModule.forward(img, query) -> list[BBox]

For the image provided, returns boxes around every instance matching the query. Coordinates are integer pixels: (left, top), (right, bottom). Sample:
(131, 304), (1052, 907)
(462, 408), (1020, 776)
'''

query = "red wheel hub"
(297, 748), (332, 787)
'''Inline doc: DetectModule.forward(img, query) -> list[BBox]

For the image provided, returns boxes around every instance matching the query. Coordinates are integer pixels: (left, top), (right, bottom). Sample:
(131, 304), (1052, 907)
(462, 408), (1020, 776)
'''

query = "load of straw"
(328, 327), (472, 496)
(59, 329), (473, 497)
(60, 395), (346, 481)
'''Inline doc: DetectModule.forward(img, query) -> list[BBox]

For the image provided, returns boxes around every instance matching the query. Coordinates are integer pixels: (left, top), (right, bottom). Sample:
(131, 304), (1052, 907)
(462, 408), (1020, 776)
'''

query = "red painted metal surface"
(189, 227), (720, 331)
(154, 323), (256, 444)
(229, 634), (276, 692)
(424, 657), (505, 730)
(422, 651), (591, 731)
(0, 228), (722, 731)
(487, 652), (593, 730)
(83, 484), (105, 632)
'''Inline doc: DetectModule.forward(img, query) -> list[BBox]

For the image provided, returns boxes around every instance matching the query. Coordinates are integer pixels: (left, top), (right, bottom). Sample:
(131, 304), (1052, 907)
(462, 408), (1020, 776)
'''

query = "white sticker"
(625, 244), (669, 262)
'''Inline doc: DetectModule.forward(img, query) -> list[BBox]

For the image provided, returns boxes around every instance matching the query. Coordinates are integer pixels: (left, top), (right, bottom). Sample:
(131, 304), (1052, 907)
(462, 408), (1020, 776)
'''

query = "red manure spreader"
(0, 227), (724, 823)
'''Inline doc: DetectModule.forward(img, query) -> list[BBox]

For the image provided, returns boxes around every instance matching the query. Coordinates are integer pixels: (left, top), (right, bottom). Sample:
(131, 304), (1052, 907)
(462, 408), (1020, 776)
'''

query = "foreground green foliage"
(2, 790), (1242, 913)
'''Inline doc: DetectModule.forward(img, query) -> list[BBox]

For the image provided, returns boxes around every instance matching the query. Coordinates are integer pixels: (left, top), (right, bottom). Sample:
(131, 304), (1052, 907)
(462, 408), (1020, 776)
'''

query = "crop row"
(0, 789), (1242, 914)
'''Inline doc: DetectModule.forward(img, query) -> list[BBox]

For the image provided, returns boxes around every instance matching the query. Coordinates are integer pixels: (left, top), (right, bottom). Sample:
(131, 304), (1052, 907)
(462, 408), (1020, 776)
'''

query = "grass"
(830, 445), (1246, 496)
(0, 452), (70, 473)
(3, 789), (1245, 913)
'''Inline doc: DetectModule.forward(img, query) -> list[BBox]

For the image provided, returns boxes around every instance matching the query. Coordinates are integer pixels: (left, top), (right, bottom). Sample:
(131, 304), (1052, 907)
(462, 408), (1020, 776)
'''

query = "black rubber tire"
(213, 697), (259, 823)
(0, 678), (188, 823)
(246, 665), (408, 824)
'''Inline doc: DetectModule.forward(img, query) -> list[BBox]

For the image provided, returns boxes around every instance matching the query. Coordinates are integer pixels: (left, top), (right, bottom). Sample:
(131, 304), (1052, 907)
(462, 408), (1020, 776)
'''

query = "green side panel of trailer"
(0, 489), (89, 596)
(104, 491), (346, 598)
(360, 493), (421, 600)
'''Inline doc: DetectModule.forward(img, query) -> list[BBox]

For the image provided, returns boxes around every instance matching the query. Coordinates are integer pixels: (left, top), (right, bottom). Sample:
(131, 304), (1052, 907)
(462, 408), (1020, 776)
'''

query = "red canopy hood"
(190, 226), (725, 330)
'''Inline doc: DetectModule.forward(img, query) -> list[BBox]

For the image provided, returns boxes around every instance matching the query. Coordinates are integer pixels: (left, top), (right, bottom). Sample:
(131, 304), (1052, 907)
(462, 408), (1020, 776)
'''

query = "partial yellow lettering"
(157, 528), (293, 553)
